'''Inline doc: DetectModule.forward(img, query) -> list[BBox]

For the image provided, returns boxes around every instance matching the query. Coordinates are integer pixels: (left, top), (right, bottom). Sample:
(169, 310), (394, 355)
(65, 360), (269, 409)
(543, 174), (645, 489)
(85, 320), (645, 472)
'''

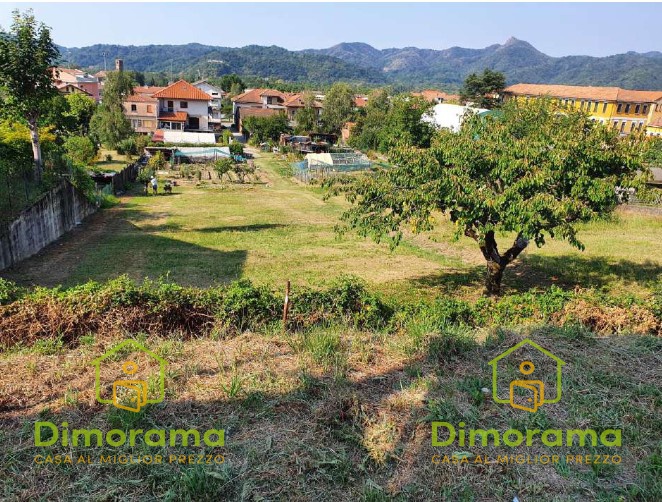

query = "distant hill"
(59, 38), (662, 89)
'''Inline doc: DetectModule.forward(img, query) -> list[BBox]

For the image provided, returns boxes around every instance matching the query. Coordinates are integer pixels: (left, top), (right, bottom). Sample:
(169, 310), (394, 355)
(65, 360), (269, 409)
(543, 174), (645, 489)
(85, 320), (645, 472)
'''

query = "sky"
(1, 3), (661, 57)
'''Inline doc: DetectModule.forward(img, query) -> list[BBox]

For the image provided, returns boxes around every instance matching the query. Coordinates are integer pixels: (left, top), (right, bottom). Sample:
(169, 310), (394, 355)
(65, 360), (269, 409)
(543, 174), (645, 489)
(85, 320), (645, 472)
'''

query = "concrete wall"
(0, 181), (97, 271)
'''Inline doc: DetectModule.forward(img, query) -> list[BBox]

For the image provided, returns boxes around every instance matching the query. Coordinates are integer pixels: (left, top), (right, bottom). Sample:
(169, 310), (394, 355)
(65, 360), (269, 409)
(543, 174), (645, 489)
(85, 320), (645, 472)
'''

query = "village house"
(231, 88), (292, 126)
(52, 67), (101, 102)
(150, 80), (214, 132)
(412, 89), (460, 104)
(124, 86), (164, 134)
(193, 80), (225, 128)
(283, 93), (324, 125)
(502, 83), (662, 135)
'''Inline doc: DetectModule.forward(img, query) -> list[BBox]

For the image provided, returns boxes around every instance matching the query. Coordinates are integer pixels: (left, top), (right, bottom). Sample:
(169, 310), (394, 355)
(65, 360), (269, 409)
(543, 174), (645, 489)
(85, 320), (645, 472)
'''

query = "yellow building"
(502, 83), (662, 136)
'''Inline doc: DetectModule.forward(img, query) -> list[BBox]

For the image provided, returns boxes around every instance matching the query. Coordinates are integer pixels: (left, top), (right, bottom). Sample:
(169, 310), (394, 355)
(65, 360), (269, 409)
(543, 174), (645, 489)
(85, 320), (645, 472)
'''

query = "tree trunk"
(28, 119), (43, 183)
(466, 229), (529, 296)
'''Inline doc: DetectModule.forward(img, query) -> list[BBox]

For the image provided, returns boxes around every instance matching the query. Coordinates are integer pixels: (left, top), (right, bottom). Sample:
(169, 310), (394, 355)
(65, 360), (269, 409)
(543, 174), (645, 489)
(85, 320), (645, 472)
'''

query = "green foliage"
(213, 157), (233, 180)
(218, 74), (245, 94)
(350, 91), (433, 152)
(64, 93), (96, 135)
(459, 69), (506, 109)
(116, 137), (137, 156)
(89, 71), (135, 148)
(69, 163), (96, 201)
(147, 151), (166, 171)
(321, 83), (356, 134)
(333, 98), (646, 294)
(228, 142), (244, 155)
(0, 278), (25, 305)
(0, 9), (59, 178)
(63, 135), (97, 166)
(293, 92), (319, 134)
(242, 113), (290, 143)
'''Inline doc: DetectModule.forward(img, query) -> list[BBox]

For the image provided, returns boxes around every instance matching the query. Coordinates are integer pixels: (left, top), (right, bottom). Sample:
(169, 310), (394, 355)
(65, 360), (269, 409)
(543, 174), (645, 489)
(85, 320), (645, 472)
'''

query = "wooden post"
(282, 280), (291, 330)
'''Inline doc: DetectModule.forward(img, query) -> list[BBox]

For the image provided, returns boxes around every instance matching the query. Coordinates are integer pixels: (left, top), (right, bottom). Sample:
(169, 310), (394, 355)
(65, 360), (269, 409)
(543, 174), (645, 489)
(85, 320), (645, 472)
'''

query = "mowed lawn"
(3, 152), (662, 300)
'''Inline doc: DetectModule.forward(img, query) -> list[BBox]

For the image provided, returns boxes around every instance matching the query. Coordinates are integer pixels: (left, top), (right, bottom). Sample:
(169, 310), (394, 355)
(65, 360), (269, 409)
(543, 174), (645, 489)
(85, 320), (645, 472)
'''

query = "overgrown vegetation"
(0, 275), (658, 351)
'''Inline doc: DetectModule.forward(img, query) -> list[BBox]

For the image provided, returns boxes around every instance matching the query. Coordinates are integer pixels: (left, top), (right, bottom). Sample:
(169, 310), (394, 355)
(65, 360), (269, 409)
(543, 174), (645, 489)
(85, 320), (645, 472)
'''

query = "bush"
(229, 142), (244, 156)
(63, 135), (97, 166)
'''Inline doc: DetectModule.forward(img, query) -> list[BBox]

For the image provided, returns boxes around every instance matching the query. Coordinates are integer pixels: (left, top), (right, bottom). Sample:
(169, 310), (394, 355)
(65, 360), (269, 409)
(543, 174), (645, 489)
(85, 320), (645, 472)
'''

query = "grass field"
(2, 151), (662, 303)
(1, 151), (661, 501)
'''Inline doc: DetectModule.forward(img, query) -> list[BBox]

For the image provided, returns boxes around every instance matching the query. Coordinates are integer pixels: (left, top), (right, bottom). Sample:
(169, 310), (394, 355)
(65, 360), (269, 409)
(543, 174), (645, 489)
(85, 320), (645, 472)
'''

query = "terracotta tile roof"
(239, 108), (284, 119)
(354, 96), (368, 108)
(152, 80), (212, 101)
(232, 88), (266, 104)
(232, 88), (294, 104)
(55, 82), (93, 96)
(283, 93), (323, 108)
(649, 118), (662, 128)
(135, 86), (166, 95)
(504, 83), (662, 103)
(412, 89), (460, 102)
(158, 111), (188, 122)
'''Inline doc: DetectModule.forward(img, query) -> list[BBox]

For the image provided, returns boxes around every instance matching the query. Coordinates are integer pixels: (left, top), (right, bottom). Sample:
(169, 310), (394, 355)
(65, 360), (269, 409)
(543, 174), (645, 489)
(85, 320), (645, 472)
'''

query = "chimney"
(115, 59), (124, 72)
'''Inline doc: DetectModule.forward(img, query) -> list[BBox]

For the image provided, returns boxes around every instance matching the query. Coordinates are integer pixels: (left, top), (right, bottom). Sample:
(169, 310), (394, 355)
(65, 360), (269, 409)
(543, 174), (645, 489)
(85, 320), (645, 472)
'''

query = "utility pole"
(102, 51), (107, 72)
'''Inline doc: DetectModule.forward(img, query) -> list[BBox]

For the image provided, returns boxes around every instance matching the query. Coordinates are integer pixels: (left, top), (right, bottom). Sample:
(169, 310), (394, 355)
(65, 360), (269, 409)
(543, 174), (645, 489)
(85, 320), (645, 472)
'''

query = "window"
(631, 122), (636, 132)
(180, 101), (188, 109)
(603, 102), (607, 113)
(625, 104), (631, 113)
(620, 122), (626, 132)
(167, 100), (174, 111)
(617, 104), (622, 113)
(593, 102), (598, 112)
(147, 105), (153, 113)
(613, 121), (619, 129)
(131, 104), (137, 112)
(635, 104), (640, 114)
(643, 105), (648, 114)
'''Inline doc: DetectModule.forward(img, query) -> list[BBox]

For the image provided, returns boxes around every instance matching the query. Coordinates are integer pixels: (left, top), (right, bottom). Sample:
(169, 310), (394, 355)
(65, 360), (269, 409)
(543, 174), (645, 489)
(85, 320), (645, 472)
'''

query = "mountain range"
(59, 38), (662, 90)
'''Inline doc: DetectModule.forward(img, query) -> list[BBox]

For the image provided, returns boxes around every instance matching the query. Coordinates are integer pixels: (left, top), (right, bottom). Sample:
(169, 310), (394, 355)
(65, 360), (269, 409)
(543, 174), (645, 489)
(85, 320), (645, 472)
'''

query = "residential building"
(192, 80), (225, 128)
(412, 89), (460, 104)
(283, 93), (324, 125)
(124, 86), (164, 134)
(52, 67), (101, 102)
(423, 103), (491, 132)
(502, 83), (662, 135)
(646, 99), (662, 137)
(237, 107), (284, 135)
(152, 80), (214, 132)
(231, 88), (293, 126)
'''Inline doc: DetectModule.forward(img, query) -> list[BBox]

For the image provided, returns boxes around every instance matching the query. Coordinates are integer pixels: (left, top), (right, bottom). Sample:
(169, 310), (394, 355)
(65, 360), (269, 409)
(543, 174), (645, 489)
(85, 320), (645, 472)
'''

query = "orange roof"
(283, 93), (323, 108)
(412, 89), (460, 102)
(354, 96), (368, 108)
(233, 88), (294, 104)
(158, 111), (188, 122)
(239, 108), (284, 119)
(504, 83), (662, 103)
(649, 118), (662, 128)
(152, 80), (212, 101)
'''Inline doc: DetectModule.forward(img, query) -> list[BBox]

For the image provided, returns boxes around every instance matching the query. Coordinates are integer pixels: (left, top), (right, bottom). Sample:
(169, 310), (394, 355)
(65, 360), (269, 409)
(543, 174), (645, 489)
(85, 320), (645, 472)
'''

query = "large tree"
(0, 10), (59, 182)
(320, 83), (356, 134)
(460, 69), (506, 109)
(294, 92), (319, 134)
(349, 92), (433, 153)
(330, 98), (645, 295)
(89, 70), (134, 148)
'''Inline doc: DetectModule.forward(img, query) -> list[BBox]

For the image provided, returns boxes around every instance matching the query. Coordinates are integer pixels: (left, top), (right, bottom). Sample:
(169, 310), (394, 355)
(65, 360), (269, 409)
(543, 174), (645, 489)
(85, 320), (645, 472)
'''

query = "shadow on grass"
(0, 205), (248, 289)
(411, 254), (662, 295)
(3, 330), (660, 500)
(194, 223), (288, 233)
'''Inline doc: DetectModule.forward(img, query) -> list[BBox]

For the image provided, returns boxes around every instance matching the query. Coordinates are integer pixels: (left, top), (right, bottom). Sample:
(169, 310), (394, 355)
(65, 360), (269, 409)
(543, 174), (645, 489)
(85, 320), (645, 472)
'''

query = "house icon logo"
(487, 339), (565, 413)
(91, 340), (167, 413)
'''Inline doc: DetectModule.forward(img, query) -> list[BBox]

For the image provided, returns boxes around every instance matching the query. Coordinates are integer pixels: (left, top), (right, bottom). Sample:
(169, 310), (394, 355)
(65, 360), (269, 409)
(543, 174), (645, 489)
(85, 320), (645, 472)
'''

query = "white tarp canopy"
(162, 131), (217, 144)
(423, 103), (489, 132)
